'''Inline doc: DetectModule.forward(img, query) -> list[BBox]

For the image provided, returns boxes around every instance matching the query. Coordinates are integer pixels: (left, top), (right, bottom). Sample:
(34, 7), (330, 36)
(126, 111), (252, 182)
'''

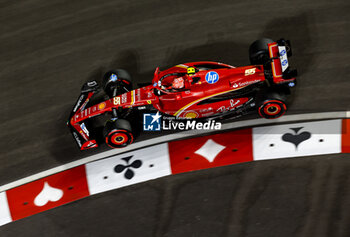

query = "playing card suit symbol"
(194, 139), (226, 163)
(281, 127), (311, 150)
(34, 182), (64, 207)
(114, 156), (142, 180)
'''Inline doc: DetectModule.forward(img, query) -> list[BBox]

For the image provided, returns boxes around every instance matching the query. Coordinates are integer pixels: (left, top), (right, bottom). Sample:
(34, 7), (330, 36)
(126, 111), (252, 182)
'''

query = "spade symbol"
(114, 156), (142, 180)
(281, 127), (311, 150)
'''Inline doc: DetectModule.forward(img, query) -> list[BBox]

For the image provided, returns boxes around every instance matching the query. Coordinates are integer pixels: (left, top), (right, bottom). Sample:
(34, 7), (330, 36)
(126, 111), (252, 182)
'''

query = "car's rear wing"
(268, 39), (297, 85)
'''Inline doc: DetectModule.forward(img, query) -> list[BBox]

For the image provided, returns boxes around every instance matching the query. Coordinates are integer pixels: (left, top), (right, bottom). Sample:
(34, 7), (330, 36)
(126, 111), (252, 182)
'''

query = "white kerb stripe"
(253, 119), (342, 160)
(0, 192), (12, 226)
(85, 143), (171, 195)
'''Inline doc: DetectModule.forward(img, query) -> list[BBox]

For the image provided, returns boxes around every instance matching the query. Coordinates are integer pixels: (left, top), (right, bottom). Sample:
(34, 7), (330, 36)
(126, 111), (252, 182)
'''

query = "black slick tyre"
(102, 69), (133, 98)
(249, 38), (274, 65)
(103, 119), (133, 148)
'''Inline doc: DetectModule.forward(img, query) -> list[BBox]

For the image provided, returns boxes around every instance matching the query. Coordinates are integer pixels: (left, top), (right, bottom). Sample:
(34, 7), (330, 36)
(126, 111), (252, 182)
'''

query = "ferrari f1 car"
(68, 38), (297, 150)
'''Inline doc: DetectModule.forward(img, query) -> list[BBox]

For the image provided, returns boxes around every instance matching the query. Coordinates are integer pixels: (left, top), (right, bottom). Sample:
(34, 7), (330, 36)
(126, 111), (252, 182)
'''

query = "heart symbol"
(34, 182), (64, 207)
(281, 127), (311, 150)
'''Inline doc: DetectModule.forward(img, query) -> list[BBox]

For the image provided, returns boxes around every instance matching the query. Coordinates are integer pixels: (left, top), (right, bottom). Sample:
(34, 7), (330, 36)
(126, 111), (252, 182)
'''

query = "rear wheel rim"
(259, 100), (286, 119)
(264, 104), (281, 115)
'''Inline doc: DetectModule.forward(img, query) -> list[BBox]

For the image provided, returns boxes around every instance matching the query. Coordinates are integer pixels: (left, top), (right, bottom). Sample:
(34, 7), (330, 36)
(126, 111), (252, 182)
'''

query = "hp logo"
(205, 71), (219, 84)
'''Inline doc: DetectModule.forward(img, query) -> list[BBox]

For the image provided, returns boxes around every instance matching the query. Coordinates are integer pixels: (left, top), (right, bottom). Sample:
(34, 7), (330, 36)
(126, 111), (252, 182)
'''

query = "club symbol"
(281, 127), (311, 150)
(114, 156), (142, 180)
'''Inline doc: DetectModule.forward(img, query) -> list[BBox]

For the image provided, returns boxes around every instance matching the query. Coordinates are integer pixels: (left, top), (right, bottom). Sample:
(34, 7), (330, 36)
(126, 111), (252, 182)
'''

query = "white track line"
(0, 111), (348, 192)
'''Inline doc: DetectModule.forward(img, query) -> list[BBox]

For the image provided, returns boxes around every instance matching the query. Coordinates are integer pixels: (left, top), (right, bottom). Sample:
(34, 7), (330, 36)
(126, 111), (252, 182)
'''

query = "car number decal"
(245, 68), (256, 76)
(113, 96), (121, 105)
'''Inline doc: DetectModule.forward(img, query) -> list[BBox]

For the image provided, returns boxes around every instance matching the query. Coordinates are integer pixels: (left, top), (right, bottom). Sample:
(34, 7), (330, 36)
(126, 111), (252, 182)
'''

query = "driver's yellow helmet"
(187, 67), (196, 75)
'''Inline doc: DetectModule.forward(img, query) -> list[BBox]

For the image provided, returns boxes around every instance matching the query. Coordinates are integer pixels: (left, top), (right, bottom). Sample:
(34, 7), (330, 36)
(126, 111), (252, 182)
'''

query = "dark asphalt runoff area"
(0, 0), (349, 236)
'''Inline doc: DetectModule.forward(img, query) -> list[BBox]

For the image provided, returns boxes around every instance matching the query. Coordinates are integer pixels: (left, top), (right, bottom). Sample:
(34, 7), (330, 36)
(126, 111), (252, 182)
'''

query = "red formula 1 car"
(68, 38), (297, 150)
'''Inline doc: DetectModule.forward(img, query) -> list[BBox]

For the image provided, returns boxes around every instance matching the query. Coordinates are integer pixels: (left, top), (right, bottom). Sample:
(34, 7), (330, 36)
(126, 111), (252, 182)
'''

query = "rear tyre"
(249, 38), (274, 65)
(102, 69), (133, 98)
(258, 98), (287, 119)
(103, 119), (134, 148)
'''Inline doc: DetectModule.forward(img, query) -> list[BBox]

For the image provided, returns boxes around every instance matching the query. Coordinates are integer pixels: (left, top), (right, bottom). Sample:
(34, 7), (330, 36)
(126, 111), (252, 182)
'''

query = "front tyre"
(103, 119), (134, 148)
(258, 99), (287, 119)
(102, 69), (133, 98)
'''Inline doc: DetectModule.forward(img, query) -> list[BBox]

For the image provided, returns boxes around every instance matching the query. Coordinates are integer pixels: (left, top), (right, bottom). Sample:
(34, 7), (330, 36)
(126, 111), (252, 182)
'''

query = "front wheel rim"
(106, 129), (133, 148)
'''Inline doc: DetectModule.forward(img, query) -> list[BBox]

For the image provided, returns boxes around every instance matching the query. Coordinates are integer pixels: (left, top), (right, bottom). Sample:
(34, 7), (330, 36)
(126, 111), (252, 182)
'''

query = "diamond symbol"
(194, 139), (226, 163)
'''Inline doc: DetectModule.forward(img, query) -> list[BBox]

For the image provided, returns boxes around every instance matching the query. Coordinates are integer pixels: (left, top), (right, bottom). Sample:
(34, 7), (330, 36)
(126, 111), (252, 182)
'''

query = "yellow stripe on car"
(130, 91), (135, 105)
(174, 86), (246, 117)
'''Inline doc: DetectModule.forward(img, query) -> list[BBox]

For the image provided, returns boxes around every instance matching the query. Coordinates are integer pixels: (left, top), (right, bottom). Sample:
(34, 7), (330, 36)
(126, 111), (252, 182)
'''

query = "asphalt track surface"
(0, 0), (349, 236)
